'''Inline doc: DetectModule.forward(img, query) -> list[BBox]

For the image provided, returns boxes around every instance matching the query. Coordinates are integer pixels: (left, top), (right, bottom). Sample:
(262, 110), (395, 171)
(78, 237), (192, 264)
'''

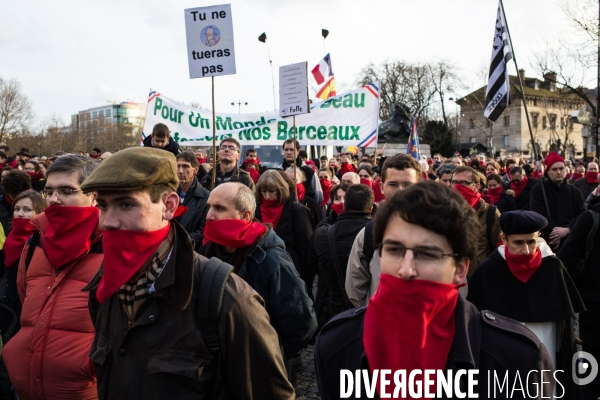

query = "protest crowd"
(0, 120), (597, 400)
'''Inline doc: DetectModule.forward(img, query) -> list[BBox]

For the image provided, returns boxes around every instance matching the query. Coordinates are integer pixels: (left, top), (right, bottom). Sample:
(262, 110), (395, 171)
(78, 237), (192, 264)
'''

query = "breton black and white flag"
(484, 0), (513, 122)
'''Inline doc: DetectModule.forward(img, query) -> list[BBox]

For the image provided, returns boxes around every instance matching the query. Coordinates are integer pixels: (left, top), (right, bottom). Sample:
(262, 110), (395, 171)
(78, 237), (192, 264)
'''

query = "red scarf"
(203, 219), (267, 248)
(320, 178), (332, 206)
(510, 175), (528, 197)
(5, 194), (13, 206)
(487, 186), (502, 205)
(340, 162), (355, 174)
(331, 202), (344, 215)
(454, 184), (482, 208)
(532, 170), (541, 179)
(572, 172), (584, 181)
(43, 206), (99, 269)
(586, 171), (599, 184)
(296, 183), (305, 201)
(360, 178), (373, 189)
(91, 154), (100, 159)
(197, 157), (206, 165)
(4, 218), (37, 268)
(7, 160), (17, 169)
(505, 247), (543, 283)
(248, 168), (259, 183)
(364, 275), (458, 398)
(96, 224), (170, 303)
(27, 171), (44, 186)
(260, 199), (285, 229)
(373, 179), (385, 203)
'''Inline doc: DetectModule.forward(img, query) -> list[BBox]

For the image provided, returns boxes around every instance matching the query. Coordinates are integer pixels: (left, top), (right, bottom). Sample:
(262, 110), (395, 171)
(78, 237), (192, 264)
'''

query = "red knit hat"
(544, 152), (565, 170)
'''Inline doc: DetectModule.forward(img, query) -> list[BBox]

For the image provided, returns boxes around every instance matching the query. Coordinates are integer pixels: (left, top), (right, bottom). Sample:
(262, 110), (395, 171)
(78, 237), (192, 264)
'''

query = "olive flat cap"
(500, 210), (548, 235)
(81, 147), (179, 193)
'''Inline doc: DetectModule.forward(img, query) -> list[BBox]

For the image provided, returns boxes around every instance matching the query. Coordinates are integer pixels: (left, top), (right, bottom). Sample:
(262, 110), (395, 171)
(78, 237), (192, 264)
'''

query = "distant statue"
(377, 103), (412, 142)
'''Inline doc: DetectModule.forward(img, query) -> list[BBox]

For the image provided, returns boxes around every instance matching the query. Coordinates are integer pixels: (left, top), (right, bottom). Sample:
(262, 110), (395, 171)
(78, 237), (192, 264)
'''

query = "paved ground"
(295, 345), (321, 399)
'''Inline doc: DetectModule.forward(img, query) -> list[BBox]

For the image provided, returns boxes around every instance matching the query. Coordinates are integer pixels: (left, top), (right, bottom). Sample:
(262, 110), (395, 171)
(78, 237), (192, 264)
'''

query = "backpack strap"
(25, 230), (40, 272)
(486, 204), (497, 252)
(582, 210), (600, 269)
(327, 225), (354, 310)
(360, 221), (375, 272)
(196, 257), (233, 355)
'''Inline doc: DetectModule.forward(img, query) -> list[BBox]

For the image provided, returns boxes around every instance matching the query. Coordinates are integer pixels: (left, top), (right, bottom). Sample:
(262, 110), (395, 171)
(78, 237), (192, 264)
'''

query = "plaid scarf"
(117, 228), (174, 319)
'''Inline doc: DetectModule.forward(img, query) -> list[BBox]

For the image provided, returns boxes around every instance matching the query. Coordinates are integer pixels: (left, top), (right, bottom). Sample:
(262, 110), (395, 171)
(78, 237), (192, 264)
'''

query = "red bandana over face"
(203, 219), (267, 248)
(296, 183), (305, 201)
(43, 206), (99, 269)
(360, 177), (373, 189)
(586, 171), (599, 184)
(373, 179), (385, 203)
(320, 178), (332, 206)
(505, 247), (543, 283)
(487, 186), (502, 204)
(340, 162), (354, 175)
(4, 218), (37, 268)
(364, 275), (458, 398)
(331, 202), (344, 215)
(454, 184), (481, 208)
(260, 199), (285, 229)
(97, 224), (170, 303)
(510, 175), (528, 197)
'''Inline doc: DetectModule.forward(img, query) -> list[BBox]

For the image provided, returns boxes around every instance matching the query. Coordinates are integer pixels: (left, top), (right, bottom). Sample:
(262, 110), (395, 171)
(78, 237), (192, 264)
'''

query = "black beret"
(500, 210), (548, 235)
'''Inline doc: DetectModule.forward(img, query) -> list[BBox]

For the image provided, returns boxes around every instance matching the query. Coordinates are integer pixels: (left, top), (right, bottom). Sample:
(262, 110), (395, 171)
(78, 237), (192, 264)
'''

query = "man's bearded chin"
(221, 157), (234, 166)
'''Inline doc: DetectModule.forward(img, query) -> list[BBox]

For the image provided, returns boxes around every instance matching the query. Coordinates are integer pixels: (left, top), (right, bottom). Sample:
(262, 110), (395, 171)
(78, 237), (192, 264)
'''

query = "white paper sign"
(184, 4), (236, 78)
(279, 62), (309, 117)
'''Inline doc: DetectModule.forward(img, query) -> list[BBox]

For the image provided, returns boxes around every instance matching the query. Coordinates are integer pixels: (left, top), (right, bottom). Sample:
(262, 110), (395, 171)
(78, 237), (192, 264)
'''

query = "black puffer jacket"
(255, 198), (313, 281)
(237, 229), (317, 358)
(199, 164), (255, 191)
(175, 178), (209, 251)
(142, 135), (182, 157)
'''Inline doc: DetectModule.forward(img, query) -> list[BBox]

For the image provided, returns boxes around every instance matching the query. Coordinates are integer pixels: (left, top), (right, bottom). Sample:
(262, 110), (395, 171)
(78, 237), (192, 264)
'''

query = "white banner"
(142, 82), (380, 147)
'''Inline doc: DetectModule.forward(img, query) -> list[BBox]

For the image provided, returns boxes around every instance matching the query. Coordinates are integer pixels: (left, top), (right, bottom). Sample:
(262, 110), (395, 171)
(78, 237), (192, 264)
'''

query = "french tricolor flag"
(311, 53), (333, 85)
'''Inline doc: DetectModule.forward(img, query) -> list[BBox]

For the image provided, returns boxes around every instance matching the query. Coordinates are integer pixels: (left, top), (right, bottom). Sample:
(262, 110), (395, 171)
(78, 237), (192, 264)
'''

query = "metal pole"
(596, 0), (600, 160)
(266, 41), (276, 111)
(293, 115), (298, 201)
(211, 76), (217, 189)
(500, 0), (550, 215)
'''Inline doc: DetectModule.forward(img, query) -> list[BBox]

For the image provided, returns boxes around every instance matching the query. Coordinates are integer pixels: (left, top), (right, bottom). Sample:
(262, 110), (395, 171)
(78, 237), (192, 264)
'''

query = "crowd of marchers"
(0, 122), (596, 399)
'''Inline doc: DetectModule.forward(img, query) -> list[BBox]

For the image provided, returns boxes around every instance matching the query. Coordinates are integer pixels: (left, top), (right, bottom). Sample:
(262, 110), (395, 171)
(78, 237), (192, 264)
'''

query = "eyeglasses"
(451, 180), (474, 187)
(219, 145), (238, 151)
(41, 187), (82, 198)
(378, 242), (457, 266)
(24, 167), (35, 171)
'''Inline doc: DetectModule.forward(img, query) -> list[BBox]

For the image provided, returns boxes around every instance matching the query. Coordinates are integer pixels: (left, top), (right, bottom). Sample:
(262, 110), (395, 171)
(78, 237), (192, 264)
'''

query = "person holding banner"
(200, 138), (254, 191)
(277, 139), (323, 206)
(143, 123), (182, 157)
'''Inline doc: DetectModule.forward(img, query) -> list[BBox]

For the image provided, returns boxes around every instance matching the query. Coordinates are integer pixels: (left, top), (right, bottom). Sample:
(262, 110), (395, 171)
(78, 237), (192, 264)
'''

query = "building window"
(470, 137), (476, 143)
(92, 111), (97, 118)
(503, 135), (510, 147)
(550, 114), (556, 130)
(503, 116), (510, 127)
(560, 116), (565, 130)
(542, 116), (547, 129)
(533, 98), (538, 106)
(105, 109), (111, 117)
(531, 113), (539, 128)
(470, 119), (475, 129)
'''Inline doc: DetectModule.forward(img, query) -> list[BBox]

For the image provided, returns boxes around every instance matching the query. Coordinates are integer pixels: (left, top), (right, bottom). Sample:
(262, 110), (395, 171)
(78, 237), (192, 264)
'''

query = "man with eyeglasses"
(345, 154), (421, 307)
(452, 165), (501, 277)
(200, 137), (254, 191)
(315, 182), (555, 399)
(468, 210), (584, 399)
(509, 165), (539, 211)
(531, 152), (585, 250)
(3, 155), (102, 399)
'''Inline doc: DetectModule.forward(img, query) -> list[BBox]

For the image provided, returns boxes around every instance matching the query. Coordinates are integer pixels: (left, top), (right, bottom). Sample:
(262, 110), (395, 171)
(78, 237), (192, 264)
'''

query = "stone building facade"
(457, 70), (588, 159)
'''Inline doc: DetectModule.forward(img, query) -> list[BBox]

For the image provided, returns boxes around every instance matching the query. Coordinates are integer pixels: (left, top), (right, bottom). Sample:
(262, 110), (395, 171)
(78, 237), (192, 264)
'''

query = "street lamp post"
(231, 100), (248, 114)
(449, 97), (461, 152)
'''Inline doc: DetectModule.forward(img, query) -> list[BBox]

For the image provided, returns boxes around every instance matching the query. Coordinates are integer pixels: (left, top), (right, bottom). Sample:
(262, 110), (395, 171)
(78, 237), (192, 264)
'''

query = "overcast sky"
(0, 0), (590, 124)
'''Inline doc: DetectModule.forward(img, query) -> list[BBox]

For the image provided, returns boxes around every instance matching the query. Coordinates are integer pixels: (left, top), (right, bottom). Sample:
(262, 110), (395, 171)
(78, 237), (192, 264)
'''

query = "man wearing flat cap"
(530, 152), (585, 250)
(80, 147), (294, 400)
(468, 210), (585, 399)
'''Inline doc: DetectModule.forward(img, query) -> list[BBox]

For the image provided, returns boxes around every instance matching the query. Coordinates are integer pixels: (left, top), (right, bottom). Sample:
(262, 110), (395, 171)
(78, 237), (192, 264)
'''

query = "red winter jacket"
(3, 213), (102, 400)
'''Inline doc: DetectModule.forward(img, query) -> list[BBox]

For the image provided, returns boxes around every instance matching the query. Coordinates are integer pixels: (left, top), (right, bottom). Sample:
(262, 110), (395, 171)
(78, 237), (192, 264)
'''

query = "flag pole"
(499, 0), (550, 215)
(211, 76), (217, 189)
(293, 115), (298, 201)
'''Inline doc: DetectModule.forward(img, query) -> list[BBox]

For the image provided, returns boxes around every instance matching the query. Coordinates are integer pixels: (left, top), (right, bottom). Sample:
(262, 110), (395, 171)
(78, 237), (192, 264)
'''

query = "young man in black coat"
(315, 182), (556, 400)
(468, 210), (585, 399)
(313, 184), (373, 319)
(142, 123), (182, 157)
(174, 151), (209, 251)
(199, 138), (254, 191)
(530, 152), (585, 250)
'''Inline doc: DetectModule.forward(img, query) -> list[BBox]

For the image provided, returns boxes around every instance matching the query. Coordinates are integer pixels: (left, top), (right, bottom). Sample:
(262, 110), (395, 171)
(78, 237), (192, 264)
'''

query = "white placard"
(279, 62), (309, 117)
(184, 4), (236, 78)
